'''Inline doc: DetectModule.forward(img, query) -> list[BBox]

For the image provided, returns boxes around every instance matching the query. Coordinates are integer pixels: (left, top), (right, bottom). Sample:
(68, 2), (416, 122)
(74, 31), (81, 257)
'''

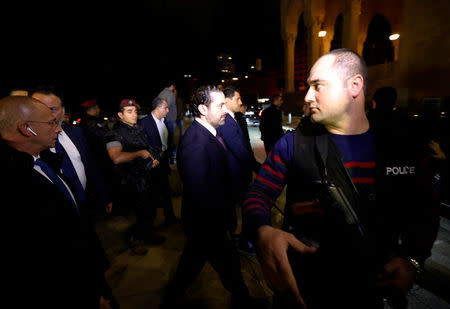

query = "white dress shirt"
(151, 112), (168, 151)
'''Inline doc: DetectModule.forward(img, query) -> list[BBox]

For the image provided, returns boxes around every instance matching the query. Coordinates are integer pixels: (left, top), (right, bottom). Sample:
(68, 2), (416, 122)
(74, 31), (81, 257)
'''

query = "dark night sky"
(0, 0), (283, 114)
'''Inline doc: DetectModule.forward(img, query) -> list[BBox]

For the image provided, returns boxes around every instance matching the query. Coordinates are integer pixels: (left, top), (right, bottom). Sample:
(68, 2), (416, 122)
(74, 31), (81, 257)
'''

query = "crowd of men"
(1, 48), (446, 309)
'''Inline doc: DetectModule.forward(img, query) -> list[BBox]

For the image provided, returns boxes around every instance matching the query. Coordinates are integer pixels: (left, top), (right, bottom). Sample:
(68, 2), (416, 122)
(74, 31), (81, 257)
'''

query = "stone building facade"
(281, 0), (450, 115)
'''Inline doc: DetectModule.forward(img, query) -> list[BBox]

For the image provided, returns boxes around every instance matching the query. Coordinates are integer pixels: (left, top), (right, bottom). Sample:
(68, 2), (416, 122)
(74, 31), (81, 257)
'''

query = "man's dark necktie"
(54, 141), (86, 205)
(35, 158), (80, 215)
(216, 132), (227, 150)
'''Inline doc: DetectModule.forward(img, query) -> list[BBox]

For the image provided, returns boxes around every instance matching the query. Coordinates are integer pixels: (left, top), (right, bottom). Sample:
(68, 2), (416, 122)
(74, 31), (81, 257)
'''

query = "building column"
(342, 0), (361, 52)
(280, 0), (304, 93)
(304, 0), (325, 71)
(283, 32), (297, 93)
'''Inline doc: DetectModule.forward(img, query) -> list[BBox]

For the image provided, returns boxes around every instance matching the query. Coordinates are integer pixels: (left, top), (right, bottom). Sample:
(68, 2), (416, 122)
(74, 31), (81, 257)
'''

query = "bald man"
(0, 96), (115, 308)
(244, 49), (439, 308)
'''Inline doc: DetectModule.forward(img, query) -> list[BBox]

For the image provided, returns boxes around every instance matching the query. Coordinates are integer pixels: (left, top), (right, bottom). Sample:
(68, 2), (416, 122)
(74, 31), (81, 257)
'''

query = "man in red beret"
(105, 99), (165, 255)
(79, 99), (115, 195)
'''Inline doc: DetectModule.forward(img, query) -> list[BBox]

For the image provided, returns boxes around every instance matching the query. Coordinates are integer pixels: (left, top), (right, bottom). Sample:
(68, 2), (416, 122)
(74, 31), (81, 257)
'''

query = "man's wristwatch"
(405, 257), (423, 277)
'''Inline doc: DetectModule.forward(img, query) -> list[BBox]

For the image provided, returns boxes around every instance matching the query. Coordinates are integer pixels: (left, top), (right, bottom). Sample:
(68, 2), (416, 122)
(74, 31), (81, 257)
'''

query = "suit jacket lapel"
(194, 120), (227, 154)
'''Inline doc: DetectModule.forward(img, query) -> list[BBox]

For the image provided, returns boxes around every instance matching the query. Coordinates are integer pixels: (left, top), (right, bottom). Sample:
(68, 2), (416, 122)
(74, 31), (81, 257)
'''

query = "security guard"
(105, 99), (166, 255)
(243, 49), (440, 309)
(79, 99), (115, 201)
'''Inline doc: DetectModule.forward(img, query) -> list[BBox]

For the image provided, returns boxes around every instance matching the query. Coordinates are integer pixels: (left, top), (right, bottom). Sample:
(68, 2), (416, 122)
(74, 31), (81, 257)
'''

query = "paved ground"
(92, 118), (449, 309)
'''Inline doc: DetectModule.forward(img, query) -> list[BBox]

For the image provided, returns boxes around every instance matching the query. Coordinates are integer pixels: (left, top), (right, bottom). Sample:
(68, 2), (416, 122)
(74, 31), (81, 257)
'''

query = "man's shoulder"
(158, 88), (173, 98)
(218, 114), (235, 130)
(62, 125), (87, 144)
(62, 124), (83, 135)
(140, 114), (157, 128)
(105, 123), (126, 142)
(179, 126), (208, 154)
(183, 121), (206, 139)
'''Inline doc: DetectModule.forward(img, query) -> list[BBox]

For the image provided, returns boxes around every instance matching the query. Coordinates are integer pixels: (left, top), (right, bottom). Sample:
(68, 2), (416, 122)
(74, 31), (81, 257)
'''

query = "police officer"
(105, 99), (166, 255)
(259, 92), (284, 155)
(243, 49), (440, 309)
(79, 99), (115, 190)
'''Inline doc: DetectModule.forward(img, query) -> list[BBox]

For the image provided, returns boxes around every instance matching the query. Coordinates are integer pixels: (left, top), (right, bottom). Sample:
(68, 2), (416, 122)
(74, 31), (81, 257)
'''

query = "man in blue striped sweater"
(243, 49), (440, 309)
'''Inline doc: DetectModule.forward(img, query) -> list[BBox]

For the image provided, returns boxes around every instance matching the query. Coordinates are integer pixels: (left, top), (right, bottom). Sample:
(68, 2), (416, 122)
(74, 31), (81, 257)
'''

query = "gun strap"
(315, 134), (362, 216)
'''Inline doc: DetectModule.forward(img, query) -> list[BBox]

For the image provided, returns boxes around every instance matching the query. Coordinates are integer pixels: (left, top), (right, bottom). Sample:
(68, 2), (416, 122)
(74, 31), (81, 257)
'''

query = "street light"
(389, 33), (400, 40)
(318, 31), (327, 37)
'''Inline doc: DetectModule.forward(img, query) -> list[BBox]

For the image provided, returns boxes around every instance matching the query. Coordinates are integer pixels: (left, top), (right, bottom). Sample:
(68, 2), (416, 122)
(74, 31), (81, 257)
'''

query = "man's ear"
(18, 122), (32, 137)
(117, 112), (123, 120)
(348, 74), (364, 98)
(198, 104), (208, 116)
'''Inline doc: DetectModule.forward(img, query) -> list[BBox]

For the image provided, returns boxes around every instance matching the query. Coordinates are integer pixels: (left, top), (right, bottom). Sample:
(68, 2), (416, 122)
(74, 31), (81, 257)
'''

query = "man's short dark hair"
(190, 85), (222, 118)
(326, 48), (368, 93)
(29, 85), (65, 106)
(165, 80), (176, 88)
(373, 86), (397, 111)
(152, 97), (166, 111)
(223, 86), (239, 99)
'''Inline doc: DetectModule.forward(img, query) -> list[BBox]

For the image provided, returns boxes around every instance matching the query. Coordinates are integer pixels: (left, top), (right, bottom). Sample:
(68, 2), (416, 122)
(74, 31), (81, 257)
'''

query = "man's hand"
(152, 159), (160, 168)
(139, 149), (153, 159)
(429, 140), (446, 160)
(256, 225), (317, 308)
(99, 296), (113, 309)
(376, 257), (415, 297)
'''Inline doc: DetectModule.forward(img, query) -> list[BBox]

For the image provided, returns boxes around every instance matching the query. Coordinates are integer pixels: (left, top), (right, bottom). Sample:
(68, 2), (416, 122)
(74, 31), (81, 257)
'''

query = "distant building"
(281, 0), (450, 116)
(217, 52), (235, 77)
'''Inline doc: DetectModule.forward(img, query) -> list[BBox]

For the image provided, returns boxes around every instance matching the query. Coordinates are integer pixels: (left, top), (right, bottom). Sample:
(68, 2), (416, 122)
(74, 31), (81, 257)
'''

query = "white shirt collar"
(151, 112), (164, 123)
(227, 109), (235, 119)
(195, 117), (217, 136)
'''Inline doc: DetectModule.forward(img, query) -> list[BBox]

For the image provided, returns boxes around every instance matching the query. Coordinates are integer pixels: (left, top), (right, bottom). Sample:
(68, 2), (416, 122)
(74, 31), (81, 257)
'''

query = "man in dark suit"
(31, 88), (113, 214)
(217, 87), (261, 252)
(79, 99), (116, 192)
(140, 97), (179, 226)
(259, 93), (285, 155)
(0, 96), (115, 308)
(161, 85), (262, 309)
(218, 86), (260, 205)
(235, 101), (250, 143)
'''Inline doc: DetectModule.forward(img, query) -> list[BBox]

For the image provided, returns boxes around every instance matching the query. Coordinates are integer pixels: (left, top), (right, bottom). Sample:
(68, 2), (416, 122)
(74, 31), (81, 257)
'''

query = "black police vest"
(284, 119), (425, 261)
(284, 123), (367, 250)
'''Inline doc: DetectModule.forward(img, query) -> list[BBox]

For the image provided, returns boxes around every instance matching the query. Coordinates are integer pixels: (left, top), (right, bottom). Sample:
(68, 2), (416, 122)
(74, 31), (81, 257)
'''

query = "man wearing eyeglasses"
(0, 96), (116, 309)
(31, 87), (113, 215)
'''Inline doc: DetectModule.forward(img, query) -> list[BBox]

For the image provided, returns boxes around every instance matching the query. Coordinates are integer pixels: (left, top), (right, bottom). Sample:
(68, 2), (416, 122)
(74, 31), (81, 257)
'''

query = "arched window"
(330, 13), (343, 51)
(363, 14), (394, 66)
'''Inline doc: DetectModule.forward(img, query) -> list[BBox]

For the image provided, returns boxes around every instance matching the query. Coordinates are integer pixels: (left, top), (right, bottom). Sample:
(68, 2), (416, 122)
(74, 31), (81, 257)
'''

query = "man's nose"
(304, 87), (315, 103)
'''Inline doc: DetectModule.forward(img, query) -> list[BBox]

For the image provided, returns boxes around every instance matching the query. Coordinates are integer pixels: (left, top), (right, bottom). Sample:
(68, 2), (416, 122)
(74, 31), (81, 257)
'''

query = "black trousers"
(117, 178), (157, 240)
(150, 166), (176, 221)
(167, 229), (249, 300)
